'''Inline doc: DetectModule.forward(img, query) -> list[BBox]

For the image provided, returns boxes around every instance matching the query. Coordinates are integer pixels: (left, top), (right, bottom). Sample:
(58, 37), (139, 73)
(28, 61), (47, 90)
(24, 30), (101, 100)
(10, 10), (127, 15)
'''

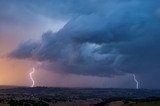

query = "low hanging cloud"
(9, 0), (160, 76)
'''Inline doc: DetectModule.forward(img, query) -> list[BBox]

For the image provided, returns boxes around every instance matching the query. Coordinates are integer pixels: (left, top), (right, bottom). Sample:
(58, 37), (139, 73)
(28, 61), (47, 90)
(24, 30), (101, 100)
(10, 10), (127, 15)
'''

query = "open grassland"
(49, 102), (91, 106)
(106, 101), (160, 106)
(130, 101), (160, 106)
(0, 100), (160, 106)
(107, 101), (124, 106)
(0, 103), (9, 106)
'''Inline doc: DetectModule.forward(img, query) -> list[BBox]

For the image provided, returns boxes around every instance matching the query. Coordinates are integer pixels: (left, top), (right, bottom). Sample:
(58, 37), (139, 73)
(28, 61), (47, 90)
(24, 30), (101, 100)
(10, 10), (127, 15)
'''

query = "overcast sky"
(0, 0), (160, 89)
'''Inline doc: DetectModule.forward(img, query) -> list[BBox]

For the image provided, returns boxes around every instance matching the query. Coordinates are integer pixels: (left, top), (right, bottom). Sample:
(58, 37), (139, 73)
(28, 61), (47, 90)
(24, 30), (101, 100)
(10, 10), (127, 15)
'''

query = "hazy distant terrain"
(0, 86), (160, 106)
(1, 87), (160, 99)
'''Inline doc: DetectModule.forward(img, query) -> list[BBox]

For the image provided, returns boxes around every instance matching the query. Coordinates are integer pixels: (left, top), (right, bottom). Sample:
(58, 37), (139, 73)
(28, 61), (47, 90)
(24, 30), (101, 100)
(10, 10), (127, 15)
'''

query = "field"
(0, 87), (160, 106)
(130, 101), (160, 106)
(0, 100), (160, 106)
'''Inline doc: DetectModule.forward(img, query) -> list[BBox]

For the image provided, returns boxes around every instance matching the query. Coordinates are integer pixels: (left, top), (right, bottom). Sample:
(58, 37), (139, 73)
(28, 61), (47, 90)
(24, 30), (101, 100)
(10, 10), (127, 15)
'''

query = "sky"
(0, 0), (160, 89)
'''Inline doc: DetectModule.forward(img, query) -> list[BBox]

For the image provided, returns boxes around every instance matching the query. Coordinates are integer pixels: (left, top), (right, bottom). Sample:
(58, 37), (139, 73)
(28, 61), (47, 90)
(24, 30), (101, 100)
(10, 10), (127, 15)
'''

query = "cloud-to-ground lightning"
(133, 74), (139, 89)
(29, 68), (35, 87)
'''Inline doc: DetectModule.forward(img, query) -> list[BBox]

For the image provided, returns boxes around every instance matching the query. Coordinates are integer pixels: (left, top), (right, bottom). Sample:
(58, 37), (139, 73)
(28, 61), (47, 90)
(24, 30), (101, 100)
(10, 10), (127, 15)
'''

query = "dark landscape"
(0, 86), (160, 106)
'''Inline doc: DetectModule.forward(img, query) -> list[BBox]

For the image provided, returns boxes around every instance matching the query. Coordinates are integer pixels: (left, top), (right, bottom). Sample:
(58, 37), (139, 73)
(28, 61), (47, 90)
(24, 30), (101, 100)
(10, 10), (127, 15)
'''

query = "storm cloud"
(10, 0), (160, 77)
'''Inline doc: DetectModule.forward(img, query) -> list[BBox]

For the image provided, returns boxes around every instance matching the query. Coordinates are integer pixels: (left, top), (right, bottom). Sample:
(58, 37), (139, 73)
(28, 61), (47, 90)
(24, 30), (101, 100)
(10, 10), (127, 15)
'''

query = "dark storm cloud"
(10, 41), (39, 59)
(9, 0), (160, 76)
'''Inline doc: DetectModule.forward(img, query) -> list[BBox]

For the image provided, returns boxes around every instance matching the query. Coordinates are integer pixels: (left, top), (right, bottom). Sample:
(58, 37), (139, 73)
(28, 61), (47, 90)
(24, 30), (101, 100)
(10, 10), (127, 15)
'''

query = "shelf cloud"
(9, 0), (160, 77)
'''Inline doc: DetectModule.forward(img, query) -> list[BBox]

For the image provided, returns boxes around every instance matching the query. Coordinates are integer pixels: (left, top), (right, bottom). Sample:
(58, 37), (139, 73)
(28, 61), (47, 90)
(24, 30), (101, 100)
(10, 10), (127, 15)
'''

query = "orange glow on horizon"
(0, 57), (33, 86)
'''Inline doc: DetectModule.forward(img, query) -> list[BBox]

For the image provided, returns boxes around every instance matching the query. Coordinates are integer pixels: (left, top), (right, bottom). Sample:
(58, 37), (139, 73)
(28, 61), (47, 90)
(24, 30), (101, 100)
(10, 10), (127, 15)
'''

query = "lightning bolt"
(29, 68), (35, 87)
(133, 74), (139, 89)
